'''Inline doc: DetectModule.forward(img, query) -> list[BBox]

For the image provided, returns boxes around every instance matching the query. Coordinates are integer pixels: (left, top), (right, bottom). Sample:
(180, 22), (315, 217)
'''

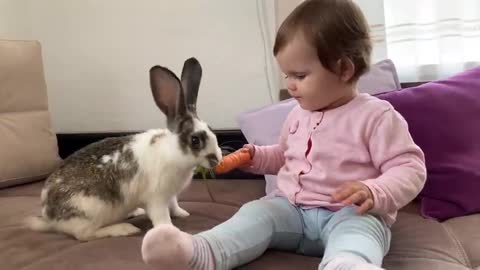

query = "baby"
(141, 0), (427, 269)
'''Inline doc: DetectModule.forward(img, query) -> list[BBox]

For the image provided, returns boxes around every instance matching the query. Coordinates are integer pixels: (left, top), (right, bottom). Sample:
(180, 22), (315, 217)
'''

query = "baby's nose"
(287, 79), (297, 91)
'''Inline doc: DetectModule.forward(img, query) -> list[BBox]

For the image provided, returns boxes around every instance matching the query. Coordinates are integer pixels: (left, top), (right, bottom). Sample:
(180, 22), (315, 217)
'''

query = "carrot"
(214, 148), (252, 174)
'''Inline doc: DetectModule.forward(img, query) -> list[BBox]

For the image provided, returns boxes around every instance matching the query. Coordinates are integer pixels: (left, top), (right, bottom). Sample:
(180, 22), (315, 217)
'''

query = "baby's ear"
(335, 58), (355, 83)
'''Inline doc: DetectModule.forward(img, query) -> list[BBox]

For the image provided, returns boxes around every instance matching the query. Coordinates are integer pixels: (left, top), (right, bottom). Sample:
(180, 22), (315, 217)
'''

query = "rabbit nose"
(206, 154), (219, 167)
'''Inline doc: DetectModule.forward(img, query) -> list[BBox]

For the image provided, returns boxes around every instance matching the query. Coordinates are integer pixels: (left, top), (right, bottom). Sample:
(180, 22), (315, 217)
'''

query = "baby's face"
(275, 34), (355, 111)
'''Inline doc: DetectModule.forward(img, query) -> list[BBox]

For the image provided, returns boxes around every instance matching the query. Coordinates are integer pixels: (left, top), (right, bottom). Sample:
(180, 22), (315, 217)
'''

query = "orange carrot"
(214, 148), (252, 174)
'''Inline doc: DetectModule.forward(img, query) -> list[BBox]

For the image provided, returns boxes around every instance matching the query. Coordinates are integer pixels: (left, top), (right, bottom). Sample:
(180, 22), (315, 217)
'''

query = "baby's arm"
(362, 109), (427, 215)
(247, 142), (286, 175)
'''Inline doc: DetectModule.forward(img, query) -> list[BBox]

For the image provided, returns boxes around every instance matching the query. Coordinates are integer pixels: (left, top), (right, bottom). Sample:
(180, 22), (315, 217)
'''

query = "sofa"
(1, 40), (479, 270)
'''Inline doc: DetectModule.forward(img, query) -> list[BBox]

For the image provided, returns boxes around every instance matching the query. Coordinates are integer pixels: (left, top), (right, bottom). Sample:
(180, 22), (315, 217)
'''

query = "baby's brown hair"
(273, 0), (372, 82)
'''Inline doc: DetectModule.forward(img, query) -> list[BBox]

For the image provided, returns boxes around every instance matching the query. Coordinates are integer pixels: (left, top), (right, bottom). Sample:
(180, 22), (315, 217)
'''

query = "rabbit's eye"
(190, 131), (206, 151)
(191, 135), (200, 147)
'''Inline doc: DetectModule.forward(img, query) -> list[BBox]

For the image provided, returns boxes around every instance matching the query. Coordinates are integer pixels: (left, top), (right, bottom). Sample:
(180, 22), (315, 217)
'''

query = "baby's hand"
(331, 181), (374, 214)
(232, 144), (255, 171)
(242, 144), (255, 158)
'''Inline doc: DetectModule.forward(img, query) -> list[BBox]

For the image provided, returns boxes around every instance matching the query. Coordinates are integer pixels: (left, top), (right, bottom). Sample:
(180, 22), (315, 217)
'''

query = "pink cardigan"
(245, 93), (426, 226)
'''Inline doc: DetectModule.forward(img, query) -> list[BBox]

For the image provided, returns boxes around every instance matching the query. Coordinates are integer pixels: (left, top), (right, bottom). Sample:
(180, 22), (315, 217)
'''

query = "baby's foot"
(141, 224), (214, 270)
(321, 254), (384, 270)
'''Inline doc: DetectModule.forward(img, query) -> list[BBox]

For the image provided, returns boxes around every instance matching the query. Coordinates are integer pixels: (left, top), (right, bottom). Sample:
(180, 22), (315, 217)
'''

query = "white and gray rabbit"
(26, 57), (222, 241)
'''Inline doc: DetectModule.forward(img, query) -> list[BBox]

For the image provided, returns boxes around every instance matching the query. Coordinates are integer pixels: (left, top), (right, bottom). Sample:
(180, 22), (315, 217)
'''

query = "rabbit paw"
(95, 223), (141, 238)
(128, 208), (146, 218)
(171, 207), (190, 218)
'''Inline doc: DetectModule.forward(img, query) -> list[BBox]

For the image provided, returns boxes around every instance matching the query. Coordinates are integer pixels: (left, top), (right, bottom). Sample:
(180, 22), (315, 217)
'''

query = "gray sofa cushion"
(0, 179), (478, 269)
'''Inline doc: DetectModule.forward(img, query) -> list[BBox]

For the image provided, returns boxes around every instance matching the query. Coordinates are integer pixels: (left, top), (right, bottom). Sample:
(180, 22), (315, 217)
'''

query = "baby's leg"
(319, 207), (391, 270)
(141, 197), (303, 270)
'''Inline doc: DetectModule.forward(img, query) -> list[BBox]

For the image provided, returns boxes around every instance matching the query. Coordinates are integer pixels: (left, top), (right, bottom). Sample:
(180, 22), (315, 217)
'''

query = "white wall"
(1, 0), (279, 133)
(0, 0), (31, 37)
(0, 0), (386, 133)
(354, 0), (387, 62)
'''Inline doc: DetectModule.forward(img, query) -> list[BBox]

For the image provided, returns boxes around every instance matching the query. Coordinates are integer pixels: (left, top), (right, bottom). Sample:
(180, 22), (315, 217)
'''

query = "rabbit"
(26, 57), (223, 241)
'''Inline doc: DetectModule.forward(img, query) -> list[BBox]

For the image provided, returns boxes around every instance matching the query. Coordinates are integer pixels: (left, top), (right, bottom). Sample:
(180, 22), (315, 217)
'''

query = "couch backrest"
(0, 39), (62, 188)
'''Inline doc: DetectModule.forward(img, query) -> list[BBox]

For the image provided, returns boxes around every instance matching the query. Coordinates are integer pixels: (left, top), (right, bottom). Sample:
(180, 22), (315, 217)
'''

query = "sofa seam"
(440, 222), (472, 268)
(387, 257), (472, 269)
(0, 173), (53, 190)
(205, 180), (215, 203)
(0, 109), (49, 114)
(1, 172), (52, 183)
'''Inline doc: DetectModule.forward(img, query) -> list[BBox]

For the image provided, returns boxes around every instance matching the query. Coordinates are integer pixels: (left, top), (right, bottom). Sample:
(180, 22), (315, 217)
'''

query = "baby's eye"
(290, 74), (306, 80)
(284, 74), (306, 80)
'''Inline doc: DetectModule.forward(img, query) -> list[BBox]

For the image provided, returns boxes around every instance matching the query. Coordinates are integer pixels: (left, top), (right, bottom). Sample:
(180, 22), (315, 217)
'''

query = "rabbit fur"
(26, 57), (222, 241)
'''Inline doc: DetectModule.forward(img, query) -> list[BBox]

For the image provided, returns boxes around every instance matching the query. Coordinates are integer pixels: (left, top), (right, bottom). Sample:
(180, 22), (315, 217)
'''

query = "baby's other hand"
(331, 181), (374, 214)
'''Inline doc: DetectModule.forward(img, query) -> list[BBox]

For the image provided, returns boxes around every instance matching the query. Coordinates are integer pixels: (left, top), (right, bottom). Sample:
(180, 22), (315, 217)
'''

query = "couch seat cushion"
(0, 179), (478, 270)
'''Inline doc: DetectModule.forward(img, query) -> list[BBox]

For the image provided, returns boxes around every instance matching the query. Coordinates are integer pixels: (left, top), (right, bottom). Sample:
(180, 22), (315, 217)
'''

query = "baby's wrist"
(243, 144), (256, 158)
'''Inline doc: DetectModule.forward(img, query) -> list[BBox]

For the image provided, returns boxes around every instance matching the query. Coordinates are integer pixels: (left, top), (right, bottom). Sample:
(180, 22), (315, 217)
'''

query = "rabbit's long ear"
(180, 57), (202, 115)
(150, 65), (187, 130)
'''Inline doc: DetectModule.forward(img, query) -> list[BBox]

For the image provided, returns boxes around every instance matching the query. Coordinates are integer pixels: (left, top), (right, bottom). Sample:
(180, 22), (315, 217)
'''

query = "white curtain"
(269, 0), (480, 84)
(384, 0), (480, 82)
(261, 0), (304, 100)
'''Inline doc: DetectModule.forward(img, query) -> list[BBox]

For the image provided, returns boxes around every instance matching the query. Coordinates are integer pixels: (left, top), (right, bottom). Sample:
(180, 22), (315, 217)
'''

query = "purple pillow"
(236, 98), (297, 194)
(237, 59), (401, 194)
(375, 66), (480, 221)
(357, 59), (401, 94)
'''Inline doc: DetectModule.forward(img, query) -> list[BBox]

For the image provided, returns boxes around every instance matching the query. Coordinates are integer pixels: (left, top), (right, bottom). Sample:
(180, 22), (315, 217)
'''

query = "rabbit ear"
(180, 57), (202, 115)
(149, 65), (187, 130)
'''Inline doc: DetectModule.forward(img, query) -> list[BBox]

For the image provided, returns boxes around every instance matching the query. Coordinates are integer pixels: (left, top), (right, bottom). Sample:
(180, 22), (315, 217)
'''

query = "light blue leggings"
(198, 197), (391, 270)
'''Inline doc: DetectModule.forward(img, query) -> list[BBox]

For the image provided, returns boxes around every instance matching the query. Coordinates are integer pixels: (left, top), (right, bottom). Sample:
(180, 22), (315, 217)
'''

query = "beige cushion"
(0, 39), (62, 188)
